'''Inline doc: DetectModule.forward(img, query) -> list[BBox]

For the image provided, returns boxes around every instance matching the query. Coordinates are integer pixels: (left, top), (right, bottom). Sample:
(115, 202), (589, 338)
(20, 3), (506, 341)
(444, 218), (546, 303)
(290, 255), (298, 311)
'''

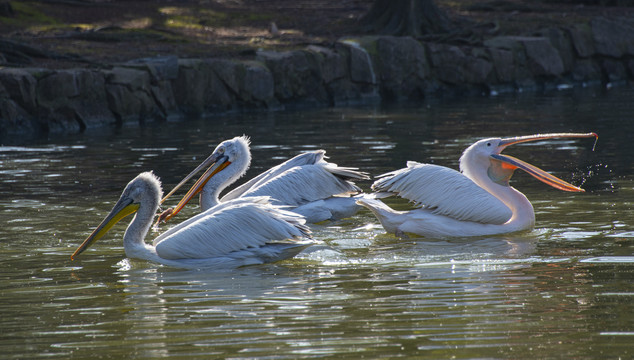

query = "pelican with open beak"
(356, 133), (598, 238)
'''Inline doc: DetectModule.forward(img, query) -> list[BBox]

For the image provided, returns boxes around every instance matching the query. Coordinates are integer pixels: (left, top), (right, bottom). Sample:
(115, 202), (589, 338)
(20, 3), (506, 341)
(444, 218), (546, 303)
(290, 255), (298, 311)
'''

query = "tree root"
(0, 38), (93, 66)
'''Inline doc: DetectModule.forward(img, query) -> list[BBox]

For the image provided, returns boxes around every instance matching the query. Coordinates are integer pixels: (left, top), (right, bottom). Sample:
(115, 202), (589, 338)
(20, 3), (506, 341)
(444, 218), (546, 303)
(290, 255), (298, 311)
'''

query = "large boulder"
(488, 47), (515, 83)
(371, 36), (429, 100)
(306, 45), (347, 85)
(257, 49), (328, 106)
(107, 66), (151, 90)
(149, 81), (180, 121)
(571, 59), (602, 82)
(601, 59), (627, 82)
(591, 17), (634, 58)
(240, 61), (275, 105)
(628, 60), (634, 78)
(35, 69), (116, 132)
(105, 67), (161, 123)
(337, 40), (378, 87)
(485, 36), (564, 77)
(567, 23), (595, 58)
(305, 45), (363, 105)
(0, 97), (35, 134)
(463, 48), (494, 85)
(173, 59), (231, 115)
(72, 70), (117, 127)
(124, 56), (181, 121)
(211, 59), (276, 108)
(333, 40), (381, 104)
(0, 68), (37, 112)
(523, 37), (565, 76)
(538, 27), (575, 73)
(125, 56), (179, 83)
(427, 43), (466, 84)
(427, 43), (493, 86)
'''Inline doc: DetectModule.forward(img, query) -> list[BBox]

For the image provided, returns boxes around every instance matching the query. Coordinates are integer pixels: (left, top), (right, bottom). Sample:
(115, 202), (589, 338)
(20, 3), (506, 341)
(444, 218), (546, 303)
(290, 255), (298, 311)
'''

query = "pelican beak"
(160, 152), (221, 205)
(489, 132), (598, 192)
(160, 155), (231, 222)
(71, 196), (139, 260)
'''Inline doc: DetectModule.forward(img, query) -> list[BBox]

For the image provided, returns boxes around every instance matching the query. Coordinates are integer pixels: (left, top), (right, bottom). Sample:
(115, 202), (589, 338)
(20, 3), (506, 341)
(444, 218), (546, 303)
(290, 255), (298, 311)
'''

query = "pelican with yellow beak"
(71, 172), (314, 269)
(356, 133), (598, 238)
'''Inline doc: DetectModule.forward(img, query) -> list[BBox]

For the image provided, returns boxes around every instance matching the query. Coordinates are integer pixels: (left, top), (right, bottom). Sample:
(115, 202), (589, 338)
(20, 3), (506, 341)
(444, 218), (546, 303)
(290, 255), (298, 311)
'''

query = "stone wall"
(2, 16), (633, 136)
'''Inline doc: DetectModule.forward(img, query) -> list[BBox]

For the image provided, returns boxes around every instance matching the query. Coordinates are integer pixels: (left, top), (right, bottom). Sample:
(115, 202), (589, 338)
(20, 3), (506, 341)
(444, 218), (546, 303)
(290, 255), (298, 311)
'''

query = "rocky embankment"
(1, 16), (633, 136)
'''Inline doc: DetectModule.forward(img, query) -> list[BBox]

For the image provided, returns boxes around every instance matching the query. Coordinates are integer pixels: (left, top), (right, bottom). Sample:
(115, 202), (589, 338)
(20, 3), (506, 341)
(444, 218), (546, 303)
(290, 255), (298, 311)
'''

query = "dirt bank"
(1, 0), (632, 69)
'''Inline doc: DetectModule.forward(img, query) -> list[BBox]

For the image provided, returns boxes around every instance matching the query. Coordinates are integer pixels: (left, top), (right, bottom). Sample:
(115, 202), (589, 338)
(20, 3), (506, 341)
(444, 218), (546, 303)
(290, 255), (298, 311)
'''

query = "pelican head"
(71, 172), (161, 260)
(160, 136), (251, 221)
(460, 132), (598, 192)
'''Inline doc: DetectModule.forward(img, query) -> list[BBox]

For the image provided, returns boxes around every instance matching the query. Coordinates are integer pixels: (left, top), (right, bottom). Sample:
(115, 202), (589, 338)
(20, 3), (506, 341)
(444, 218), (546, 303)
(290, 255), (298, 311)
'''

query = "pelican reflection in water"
(357, 133), (598, 238)
(71, 172), (315, 269)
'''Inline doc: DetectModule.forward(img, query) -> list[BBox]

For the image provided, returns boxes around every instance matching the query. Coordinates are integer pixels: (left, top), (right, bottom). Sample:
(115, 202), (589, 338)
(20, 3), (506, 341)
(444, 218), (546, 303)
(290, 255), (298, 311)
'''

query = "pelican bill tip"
(70, 246), (85, 260)
(566, 184), (585, 193)
(157, 207), (175, 223)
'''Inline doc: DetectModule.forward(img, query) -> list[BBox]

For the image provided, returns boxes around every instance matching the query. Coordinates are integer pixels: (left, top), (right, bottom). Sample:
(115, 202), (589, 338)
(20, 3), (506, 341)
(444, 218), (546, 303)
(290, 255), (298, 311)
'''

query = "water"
(1, 86), (632, 359)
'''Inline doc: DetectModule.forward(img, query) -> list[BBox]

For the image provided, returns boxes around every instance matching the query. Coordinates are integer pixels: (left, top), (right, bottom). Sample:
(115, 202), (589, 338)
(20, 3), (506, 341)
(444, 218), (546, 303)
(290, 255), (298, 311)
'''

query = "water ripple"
(1, 88), (634, 359)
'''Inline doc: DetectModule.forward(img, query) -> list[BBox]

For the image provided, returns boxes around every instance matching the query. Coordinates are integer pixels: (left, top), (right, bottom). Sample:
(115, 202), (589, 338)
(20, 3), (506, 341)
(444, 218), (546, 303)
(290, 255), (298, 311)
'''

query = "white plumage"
(162, 136), (369, 223)
(71, 172), (315, 269)
(373, 161), (512, 224)
(358, 133), (597, 238)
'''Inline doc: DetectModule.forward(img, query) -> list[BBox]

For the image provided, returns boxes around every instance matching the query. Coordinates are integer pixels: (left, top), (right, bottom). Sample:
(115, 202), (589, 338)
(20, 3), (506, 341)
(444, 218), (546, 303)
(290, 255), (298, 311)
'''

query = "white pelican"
(357, 133), (598, 238)
(71, 172), (315, 269)
(160, 136), (370, 224)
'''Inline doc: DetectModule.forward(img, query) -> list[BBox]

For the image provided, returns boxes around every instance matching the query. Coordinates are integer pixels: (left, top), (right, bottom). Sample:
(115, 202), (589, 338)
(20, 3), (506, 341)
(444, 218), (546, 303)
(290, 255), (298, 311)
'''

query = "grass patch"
(160, 6), (274, 30)
(165, 15), (205, 31)
(1, 1), (59, 28)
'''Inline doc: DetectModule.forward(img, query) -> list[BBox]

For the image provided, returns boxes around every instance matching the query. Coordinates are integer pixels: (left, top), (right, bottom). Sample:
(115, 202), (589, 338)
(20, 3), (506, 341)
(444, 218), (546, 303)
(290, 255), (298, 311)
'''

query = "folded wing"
(372, 161), (512, 224)
(222, 151), (326, 201)
(153, 197), (311, 260)
(222, 150), (369, 207)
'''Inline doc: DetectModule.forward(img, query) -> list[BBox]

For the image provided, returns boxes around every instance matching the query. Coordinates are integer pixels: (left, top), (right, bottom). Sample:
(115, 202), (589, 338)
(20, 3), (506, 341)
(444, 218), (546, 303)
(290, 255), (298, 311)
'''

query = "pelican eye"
(486, 142), (492, 147)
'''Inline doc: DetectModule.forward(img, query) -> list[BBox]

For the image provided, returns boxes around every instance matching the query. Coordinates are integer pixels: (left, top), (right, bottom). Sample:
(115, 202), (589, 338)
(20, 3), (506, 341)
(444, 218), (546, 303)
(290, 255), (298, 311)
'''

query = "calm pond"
(1, 86), (632, 359)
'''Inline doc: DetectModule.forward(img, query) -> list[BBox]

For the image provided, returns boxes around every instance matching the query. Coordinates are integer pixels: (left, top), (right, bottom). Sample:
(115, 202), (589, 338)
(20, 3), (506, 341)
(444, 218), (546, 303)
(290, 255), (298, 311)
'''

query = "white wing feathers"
(222, 151), (325, 201)
(372, 161), (512, 224)
(239, 165), (362, 206)
(221, 150), (368, 207)
(153, 197), (311, 260)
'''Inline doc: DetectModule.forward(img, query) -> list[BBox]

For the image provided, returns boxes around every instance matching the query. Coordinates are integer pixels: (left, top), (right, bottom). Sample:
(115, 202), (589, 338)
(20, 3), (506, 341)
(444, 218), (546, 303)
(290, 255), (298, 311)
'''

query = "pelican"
(357, 133), (598, 238)
(159, 136), (370, 224)
(71, 172), (315, 269)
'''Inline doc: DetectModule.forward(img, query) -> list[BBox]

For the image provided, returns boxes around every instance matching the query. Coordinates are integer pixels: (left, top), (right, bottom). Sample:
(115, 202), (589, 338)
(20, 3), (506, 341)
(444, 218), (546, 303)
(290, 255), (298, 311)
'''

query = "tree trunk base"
(361, 0), (452, 37)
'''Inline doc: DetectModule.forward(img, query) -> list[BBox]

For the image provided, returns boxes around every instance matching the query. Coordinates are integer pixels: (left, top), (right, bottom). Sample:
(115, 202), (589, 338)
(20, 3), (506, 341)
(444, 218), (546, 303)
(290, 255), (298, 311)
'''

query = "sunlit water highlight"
(1, 86), (632, 359)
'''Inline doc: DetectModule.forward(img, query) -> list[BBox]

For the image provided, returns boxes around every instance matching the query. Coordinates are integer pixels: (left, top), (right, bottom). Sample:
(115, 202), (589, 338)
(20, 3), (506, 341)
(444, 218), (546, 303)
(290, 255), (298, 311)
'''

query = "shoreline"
(1, 16), (633, 138)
